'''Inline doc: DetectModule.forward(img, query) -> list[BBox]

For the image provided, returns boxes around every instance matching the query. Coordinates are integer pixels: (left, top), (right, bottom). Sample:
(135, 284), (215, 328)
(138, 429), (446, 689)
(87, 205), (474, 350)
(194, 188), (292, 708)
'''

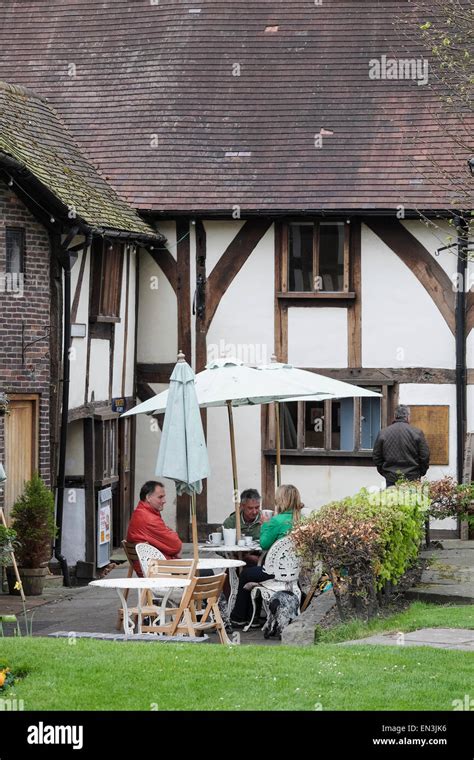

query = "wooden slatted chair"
(142, 571), (231, 645)
(137, 558), (198, 627)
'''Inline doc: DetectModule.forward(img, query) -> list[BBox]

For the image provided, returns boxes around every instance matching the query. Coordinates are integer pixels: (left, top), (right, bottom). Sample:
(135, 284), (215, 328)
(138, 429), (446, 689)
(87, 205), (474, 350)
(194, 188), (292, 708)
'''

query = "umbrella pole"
(275, 401), (281, 488)
(226, 400), (241, 542)
(190, 492), (199, 563)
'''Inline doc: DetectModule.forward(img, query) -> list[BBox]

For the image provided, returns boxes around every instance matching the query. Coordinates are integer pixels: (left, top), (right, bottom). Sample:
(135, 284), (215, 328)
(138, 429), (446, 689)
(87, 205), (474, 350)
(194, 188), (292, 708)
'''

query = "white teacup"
(223, 528), (236, 546)
(244, 535), (253, 547)
(209, 532), (222, 545)
(238, 539), (246, 547)
(261, 509), (274, 520)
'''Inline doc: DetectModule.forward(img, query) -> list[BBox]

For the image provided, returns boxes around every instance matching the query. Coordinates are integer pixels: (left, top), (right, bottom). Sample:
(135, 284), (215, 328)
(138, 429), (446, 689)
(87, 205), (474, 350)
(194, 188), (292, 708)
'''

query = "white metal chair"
(135, 543), (177, 624)
(243, 535), (321, 632)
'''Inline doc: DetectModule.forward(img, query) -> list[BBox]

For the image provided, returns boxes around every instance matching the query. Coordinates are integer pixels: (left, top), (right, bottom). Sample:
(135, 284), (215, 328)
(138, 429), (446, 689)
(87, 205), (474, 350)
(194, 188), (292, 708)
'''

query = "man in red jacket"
(126, 481), (182, 575)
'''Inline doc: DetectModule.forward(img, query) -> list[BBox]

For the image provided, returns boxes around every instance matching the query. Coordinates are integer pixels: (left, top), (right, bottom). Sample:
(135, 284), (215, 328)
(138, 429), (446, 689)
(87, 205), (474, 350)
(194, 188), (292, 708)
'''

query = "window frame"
(282, 219), (351, 296)
(94, 415), (120, 485)
(5, 227), (25, 274)
(90, 238), (124, 323)
(266, 385), (391, 457)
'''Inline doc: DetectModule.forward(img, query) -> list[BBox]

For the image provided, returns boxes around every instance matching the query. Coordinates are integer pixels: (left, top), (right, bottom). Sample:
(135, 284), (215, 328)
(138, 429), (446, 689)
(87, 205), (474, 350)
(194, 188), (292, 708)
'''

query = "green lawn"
(1, 603), (473, 711)
(318, 601), (474, 644)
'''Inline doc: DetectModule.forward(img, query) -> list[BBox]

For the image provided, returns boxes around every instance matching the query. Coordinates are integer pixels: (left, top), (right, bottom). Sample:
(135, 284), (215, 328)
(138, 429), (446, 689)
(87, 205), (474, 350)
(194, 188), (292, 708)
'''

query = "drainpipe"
(54, 227), (83, 586)
(455, 216), (468, 483)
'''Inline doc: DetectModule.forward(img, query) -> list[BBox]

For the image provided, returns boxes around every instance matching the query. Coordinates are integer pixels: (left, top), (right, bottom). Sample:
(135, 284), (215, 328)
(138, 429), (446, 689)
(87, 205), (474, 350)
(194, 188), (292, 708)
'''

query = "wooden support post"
(195, 221), (208, 531)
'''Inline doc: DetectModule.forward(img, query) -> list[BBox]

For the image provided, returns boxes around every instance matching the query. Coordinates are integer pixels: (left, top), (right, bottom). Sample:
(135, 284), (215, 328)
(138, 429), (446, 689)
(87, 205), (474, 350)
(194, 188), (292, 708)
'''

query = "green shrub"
(10, 473), (57, 568)
(292, 485), (427, 619)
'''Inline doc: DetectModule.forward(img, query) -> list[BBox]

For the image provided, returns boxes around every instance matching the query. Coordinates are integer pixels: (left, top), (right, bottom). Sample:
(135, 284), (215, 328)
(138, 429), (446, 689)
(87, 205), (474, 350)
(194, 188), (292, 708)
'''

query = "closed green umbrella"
(155, 352), (209, 561)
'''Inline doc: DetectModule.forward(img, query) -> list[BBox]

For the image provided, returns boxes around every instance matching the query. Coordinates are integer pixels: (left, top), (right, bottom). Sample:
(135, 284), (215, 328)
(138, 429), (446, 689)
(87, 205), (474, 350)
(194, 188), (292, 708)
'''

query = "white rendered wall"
(465, 254), (474, 368)
(204, 222), (274, 522)
(137, 248), (177, 364)
(205, 220), (246, 273)
(133, 384), (178, 530)
(207, 405), (262, 524)
(280, 465), (384, 513)
(65, 420), (84, 476)
(399, 383), (457, 530)
(288, 308), (348, 367)
(88, 340), (110, 402)
(62, 488), (86, 565)
(467, 386), (474, 433)
(361, 224), (455, 368)
(69, 247), (90, 409)
(206, 223), (274, 366)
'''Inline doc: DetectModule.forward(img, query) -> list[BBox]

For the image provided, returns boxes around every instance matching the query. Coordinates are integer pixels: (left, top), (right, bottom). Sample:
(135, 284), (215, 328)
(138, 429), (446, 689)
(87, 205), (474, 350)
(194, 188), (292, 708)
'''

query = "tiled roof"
(0, 1), (471, 213)
(0, 81), (159, 236)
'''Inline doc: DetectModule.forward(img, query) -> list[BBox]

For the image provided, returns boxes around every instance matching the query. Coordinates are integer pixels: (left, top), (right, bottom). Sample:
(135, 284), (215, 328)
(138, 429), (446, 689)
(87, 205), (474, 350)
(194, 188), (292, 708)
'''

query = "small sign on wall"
(112, 398), (125, 413)
(409, 405), (449, 466)
(97, 486), (112, 567)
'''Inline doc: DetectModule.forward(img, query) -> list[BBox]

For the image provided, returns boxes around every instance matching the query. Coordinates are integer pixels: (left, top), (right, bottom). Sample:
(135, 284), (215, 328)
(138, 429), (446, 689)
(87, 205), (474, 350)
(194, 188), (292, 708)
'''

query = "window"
(277, 387), (385, 454)
(94, 417), (119, 482)
(6, 227), (25, 273)
(90, 239), (124, 321)
(286, 221), (349, 293)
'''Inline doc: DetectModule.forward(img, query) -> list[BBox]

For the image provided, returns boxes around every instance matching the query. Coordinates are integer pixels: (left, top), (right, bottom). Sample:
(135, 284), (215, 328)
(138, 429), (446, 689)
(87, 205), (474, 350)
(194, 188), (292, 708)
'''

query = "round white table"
(199, 544), (262, 615)
(89, 577), (191, 636)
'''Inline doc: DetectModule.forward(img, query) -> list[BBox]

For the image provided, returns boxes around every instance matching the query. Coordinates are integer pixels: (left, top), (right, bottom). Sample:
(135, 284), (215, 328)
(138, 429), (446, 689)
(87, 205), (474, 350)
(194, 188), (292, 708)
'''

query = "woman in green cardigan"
(230, 484), (303, 626)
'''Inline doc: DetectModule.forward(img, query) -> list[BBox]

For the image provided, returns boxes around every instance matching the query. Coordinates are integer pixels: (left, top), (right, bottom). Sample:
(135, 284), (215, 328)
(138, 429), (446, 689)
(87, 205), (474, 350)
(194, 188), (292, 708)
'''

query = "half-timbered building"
(0, 81), (161, 577)
(0, 1), (472, 567)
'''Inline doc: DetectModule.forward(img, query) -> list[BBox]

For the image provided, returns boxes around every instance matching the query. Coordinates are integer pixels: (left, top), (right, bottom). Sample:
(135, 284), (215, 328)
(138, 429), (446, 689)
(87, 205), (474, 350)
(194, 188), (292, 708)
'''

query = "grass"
(317, 601), (474, 644)
(1, 603), (473, 712)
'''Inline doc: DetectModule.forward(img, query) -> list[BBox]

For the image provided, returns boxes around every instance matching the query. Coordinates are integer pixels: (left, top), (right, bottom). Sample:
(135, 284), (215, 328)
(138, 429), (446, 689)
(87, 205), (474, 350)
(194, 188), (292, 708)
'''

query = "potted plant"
(7, 473), (57, 596)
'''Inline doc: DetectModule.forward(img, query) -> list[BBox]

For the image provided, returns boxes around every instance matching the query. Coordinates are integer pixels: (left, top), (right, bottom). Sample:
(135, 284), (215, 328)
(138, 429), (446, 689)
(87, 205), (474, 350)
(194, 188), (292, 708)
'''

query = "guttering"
(53, 226), (81, 586)
(455, 216), (468, 483)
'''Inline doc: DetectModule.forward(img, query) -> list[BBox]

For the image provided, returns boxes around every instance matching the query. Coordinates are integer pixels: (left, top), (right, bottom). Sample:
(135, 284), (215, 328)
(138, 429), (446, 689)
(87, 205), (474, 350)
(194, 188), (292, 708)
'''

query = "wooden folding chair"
(142, 572), (231, 645)
(116, 540), (154, 630)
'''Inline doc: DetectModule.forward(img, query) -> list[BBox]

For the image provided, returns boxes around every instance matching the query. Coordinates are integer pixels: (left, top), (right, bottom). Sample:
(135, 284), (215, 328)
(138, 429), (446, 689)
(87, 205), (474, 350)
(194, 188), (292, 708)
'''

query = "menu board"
(409, 405), (449, 466)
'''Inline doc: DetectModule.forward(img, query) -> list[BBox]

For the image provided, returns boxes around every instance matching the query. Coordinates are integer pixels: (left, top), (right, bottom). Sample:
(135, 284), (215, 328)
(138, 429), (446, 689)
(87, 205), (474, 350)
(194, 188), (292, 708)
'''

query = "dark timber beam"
(147, 245), (177, 295)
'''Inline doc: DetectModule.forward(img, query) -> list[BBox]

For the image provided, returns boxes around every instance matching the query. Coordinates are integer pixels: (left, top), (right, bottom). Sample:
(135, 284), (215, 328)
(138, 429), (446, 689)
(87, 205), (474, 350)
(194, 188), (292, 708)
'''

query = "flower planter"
(6, 566), (48, 596)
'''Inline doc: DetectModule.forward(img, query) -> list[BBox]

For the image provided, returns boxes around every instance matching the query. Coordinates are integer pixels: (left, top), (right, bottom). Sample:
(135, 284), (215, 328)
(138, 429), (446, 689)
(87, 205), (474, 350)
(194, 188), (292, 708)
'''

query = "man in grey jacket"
(373, 405), (430, 487)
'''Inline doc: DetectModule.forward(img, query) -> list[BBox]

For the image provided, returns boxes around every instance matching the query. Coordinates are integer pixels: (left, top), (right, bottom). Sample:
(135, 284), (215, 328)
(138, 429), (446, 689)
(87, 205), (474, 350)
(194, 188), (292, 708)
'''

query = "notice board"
(409, 405), (449, 466)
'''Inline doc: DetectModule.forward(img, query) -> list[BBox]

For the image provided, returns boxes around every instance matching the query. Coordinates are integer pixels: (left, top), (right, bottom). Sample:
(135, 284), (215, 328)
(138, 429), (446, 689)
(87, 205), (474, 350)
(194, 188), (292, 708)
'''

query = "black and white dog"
(262, 590), (300, 639)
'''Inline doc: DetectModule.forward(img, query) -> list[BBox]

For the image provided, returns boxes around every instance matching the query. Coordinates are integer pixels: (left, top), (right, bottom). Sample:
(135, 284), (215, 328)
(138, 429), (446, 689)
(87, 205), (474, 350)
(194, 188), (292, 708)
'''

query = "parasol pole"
(190, 492), (199, 563)
(275, 401), (282, 488)
(226, 400), (241, 542)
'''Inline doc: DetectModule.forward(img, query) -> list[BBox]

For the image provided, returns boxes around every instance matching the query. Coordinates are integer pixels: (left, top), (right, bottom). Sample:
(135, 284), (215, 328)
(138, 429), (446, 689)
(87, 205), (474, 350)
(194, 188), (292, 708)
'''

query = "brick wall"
(0, 181), (52, 508)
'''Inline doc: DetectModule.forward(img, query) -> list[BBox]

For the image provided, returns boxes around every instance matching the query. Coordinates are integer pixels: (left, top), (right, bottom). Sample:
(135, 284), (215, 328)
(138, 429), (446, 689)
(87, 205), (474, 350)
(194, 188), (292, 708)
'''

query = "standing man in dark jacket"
(373, 405), (430, 487)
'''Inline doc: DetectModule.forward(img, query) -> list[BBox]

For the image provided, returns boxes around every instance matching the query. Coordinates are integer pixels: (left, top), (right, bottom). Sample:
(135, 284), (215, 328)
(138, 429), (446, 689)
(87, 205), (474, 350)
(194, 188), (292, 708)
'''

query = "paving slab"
(406, 540), (474, 605)
(341, 628), (474, 651)
(48, 631), (210, 643)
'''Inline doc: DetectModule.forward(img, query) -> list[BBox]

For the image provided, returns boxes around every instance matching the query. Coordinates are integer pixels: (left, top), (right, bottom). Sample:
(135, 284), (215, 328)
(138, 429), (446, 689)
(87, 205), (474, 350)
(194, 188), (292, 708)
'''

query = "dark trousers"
(230, 566), (274, 622)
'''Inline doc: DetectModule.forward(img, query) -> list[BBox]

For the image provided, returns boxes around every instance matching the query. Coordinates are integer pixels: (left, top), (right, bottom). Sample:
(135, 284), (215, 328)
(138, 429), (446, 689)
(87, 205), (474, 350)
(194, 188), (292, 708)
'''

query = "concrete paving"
(0, 556), (279, 645)
(406, 540), (474, 605)
(341, 627), (474, 651)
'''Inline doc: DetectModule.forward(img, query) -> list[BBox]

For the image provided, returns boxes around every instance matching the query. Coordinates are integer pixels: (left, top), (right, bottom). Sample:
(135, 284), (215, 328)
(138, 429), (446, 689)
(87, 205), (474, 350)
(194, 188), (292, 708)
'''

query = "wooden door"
(4, 396), (38, 522)
(116, 416), (134, 546)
